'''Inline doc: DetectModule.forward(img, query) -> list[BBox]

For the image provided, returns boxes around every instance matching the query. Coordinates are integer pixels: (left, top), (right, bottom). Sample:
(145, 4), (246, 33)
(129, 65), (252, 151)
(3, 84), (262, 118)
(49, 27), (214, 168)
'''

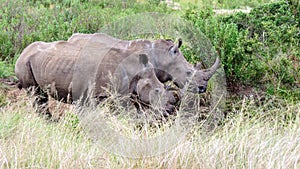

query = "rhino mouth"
(161, 90), (181, 118)
(194, 86), (207, 93)
(163, 104), (177, 117)
(186, 85), (207, 94)
(131, 91), (180, 120)
(197, 86), (206, 93)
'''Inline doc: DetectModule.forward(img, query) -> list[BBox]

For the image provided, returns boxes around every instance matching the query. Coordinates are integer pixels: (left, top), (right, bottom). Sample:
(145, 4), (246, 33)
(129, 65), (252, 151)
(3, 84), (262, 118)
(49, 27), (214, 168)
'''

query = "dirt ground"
(0, 77), (74, 120)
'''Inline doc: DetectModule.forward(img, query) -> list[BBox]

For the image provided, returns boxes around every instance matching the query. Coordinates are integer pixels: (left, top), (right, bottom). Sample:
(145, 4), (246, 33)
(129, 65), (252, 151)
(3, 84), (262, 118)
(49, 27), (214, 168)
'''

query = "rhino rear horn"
(194, 62), (203, 70)
(203, 57), (220, 79)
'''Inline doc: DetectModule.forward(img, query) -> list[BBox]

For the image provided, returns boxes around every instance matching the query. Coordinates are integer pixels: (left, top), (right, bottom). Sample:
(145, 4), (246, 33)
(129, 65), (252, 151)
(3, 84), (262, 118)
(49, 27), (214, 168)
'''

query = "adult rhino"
(68, 33), (220, 93)
(15, 40), (179, 119)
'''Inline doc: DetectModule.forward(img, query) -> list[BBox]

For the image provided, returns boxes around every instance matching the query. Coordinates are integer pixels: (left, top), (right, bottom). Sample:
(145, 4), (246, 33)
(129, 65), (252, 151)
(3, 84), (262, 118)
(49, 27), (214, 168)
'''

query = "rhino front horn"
(203, 57), (220, 79)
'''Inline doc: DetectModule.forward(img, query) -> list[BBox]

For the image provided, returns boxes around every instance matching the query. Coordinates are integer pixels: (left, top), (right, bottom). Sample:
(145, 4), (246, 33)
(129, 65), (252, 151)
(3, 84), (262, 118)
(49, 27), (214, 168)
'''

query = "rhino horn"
(203, 57), (220, 79)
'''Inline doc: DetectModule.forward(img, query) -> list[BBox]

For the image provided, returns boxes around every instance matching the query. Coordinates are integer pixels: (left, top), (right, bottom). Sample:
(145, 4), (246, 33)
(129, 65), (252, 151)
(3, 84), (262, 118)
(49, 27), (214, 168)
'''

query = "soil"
(0, 76), (73, 120)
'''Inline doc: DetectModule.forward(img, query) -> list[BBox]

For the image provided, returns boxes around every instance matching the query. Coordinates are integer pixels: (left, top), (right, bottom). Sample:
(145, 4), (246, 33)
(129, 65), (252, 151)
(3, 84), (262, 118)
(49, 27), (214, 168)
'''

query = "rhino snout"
(164, 104), (176, 117)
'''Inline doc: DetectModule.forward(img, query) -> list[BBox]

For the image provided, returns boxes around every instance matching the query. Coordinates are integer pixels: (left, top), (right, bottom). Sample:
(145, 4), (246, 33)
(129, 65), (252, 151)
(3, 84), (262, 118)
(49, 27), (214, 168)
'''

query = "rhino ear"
(139, 54), (149, 67)
(178, 38), (182, 48)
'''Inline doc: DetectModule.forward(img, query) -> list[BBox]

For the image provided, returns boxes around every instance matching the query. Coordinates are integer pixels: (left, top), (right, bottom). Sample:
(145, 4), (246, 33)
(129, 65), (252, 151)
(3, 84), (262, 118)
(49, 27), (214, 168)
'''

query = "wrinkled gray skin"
(15, 40), (178, 119)
(68, 33), (220, 94)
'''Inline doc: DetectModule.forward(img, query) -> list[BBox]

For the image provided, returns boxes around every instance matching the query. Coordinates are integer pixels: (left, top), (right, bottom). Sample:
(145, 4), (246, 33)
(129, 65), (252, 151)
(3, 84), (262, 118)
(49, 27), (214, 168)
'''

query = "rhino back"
(68, 33), (122, 48)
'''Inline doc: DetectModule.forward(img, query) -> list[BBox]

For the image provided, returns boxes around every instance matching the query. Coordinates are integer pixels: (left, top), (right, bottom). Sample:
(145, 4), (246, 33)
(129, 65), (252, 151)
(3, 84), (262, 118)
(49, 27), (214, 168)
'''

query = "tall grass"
(0, 93), (299, 168)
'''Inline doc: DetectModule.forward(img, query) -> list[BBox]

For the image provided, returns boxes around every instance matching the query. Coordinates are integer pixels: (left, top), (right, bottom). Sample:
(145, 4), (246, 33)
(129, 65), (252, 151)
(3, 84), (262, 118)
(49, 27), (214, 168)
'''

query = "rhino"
(15, 40), (179, 119)
(68, 33), (220, 93)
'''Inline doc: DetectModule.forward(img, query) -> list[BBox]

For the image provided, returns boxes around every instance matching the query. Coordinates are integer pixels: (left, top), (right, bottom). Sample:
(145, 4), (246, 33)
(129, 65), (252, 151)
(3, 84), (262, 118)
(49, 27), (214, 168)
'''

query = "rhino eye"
(169, 46), (179, 57)
(154, 88), (161, 93)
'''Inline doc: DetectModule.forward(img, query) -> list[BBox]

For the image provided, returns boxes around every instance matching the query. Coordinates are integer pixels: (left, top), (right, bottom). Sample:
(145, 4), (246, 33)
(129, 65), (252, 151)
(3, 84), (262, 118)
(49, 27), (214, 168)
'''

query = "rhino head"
(189, 57), (220, 93)
(150, 38), (220, 94)
(130, 54), (179, 115)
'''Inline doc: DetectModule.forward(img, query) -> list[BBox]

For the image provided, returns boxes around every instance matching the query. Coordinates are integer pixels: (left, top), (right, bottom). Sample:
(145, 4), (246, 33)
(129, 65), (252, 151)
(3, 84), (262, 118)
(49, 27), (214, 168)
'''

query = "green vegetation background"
(0, 0), (299, 100)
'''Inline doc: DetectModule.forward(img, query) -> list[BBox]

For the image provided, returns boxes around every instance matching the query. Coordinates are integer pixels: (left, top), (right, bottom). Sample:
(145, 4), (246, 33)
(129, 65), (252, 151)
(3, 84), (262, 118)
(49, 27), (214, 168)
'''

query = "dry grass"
(0, 91), (300, 168)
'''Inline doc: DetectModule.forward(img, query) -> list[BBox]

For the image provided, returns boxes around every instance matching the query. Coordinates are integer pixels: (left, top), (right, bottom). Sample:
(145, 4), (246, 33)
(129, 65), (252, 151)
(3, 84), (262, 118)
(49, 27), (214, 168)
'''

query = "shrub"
(0, 0), (170, 61)
(184, 1), (300, 98)
(0, 61), (13, 78)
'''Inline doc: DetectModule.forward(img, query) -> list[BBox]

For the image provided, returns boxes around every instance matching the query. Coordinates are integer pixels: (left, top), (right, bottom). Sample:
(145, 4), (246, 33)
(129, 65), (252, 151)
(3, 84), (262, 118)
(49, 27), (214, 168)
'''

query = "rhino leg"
(30, 86), (52, 120)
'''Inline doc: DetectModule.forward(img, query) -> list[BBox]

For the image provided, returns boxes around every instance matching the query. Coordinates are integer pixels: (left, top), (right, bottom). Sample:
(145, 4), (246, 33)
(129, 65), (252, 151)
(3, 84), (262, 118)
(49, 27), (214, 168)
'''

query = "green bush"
(0, 61), (13, 78)
(0, 0), (170, 61)
(222, 1), (299, 87)
(184, 1), (300, 98)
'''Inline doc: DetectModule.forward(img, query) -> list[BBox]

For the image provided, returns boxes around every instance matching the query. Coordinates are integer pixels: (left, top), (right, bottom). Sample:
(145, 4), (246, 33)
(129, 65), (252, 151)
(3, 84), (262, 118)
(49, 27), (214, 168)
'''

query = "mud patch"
(0, 77), (75, 120)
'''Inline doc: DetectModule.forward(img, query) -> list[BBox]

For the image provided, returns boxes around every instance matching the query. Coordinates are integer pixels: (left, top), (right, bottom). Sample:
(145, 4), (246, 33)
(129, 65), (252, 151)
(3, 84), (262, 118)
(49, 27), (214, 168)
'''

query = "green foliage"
(180, 45), (202, 64)
(222, 1), (300, 87)
(146, 0), (161, 5)
(0, 61), (13, 78)
(184, 1), (300, 99)
(0, 0), (170, 61)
